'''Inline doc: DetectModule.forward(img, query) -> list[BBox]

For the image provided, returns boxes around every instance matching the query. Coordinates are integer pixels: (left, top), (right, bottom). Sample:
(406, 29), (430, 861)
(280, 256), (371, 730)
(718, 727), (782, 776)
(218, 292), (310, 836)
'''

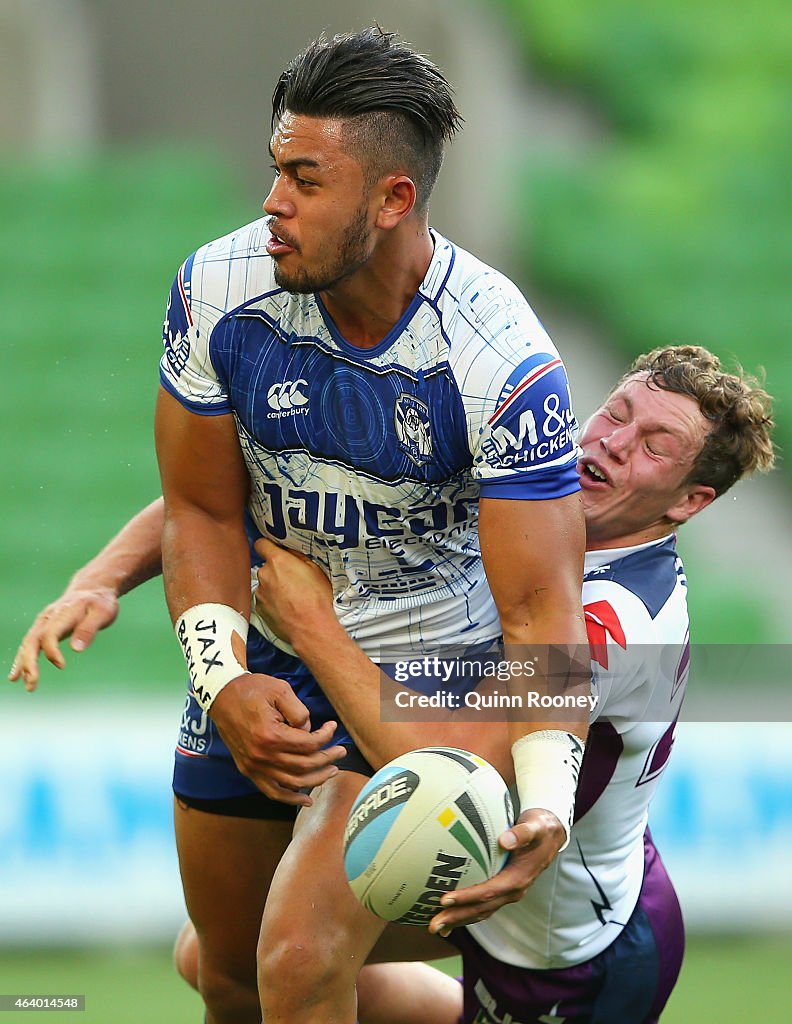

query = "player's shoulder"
(428, 230), (566, 402)
(179, 216), (278, 314)
(427, 231), (547, 333)
(584, 536), (684, 616)
(583, 536), (687, 648)
(189, 216), (272, 265)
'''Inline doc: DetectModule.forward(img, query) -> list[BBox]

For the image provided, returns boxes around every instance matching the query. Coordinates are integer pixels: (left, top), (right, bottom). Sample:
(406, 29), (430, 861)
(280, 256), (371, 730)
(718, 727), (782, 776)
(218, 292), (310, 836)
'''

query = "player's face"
(263, 113), (377, 293)
(578, 374), (715, 549)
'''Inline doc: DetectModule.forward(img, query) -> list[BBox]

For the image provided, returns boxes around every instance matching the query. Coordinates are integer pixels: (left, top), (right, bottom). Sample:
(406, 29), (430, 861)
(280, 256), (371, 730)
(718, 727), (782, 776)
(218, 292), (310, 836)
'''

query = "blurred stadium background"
(1, 1), (790, 1020)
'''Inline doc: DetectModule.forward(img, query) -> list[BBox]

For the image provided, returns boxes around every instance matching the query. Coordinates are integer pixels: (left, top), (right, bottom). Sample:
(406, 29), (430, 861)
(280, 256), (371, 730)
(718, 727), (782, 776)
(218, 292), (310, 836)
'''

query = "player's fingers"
(255, 779), (315, 808)
(11, 655), (41, 692)
(441, 872), (523, 910)
(254, 538), (280, 560)
(428, 882), (522, 934)
(269, 725), (344, 760)
(9, 624), (53, 687)
(39, 612), (79, 668)
(499, 819), (544, 852)
(250, 742), (347, 775)
(70, 603), (111, 652)
(8, 647), (37, 686)
(428, 849), (549, 934)
(310, 720), (341, 747)
(259, 760), (340, 794)
(255, 537), (312, 566)
(272, 685), (314, 731)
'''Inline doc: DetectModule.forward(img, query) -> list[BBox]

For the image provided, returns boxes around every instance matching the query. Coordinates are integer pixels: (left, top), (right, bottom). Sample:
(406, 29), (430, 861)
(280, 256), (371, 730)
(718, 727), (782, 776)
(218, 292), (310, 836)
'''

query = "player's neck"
(585, 520), (677, 552)
(319, 225), (434, 348)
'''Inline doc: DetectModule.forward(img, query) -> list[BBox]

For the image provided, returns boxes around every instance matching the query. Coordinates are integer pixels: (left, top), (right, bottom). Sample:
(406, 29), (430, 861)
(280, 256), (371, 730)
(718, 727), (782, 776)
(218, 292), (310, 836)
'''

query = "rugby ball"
(343, 747), (514, 926)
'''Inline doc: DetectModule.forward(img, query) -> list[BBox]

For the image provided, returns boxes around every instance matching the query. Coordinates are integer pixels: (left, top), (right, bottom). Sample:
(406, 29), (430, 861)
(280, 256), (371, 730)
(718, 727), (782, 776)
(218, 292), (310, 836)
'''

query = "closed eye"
(645, 440), (671, 457)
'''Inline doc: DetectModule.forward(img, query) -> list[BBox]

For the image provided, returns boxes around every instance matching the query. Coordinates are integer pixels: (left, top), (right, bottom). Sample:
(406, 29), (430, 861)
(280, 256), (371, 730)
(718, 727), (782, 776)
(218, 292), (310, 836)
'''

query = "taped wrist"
(512, 730), (585, 851)
(175, 603), (249, 711)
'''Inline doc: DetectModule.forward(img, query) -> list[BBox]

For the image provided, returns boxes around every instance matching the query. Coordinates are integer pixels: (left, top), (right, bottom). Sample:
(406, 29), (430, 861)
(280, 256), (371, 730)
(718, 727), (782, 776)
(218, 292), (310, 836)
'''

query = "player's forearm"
(159, 506), (253, 712)
(161, 507), (251, 622)
(68, 498), (165, 599)
(289, 612), (450, 770)
(479, 493), (589, 745)
(499, 597), (590, 747)
(496, 592), (589, 846)
(290, 612), (513, 775)
(289, 615), (397, 768)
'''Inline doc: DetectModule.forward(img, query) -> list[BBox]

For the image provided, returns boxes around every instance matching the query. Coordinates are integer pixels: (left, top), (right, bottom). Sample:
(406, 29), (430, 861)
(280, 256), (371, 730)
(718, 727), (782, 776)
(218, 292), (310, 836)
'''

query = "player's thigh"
(174, 797), (293, 977)
(259, 771), (387, 969)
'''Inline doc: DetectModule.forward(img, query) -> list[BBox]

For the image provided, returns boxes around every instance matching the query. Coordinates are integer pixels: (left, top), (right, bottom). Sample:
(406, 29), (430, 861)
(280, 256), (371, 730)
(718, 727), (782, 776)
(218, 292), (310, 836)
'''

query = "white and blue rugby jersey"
(159, 219), (579, 655)
(470, 535), (690, 968)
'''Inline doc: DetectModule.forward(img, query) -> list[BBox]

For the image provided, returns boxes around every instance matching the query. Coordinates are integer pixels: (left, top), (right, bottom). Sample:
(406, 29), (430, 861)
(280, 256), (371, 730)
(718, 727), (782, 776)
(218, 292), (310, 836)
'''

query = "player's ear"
(374, 174), (417, 230)
(666, 484), (716, 526)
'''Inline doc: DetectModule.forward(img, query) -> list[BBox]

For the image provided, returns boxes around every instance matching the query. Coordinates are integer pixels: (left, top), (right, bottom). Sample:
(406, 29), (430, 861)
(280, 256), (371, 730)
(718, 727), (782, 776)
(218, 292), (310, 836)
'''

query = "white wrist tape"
(512, 730), (585, 851)
(175, 603), (249, 712)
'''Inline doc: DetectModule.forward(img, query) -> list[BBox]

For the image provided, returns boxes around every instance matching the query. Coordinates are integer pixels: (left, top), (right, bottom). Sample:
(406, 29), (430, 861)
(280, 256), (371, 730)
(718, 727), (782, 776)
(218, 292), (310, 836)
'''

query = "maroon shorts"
(451, 829), (684, 1023)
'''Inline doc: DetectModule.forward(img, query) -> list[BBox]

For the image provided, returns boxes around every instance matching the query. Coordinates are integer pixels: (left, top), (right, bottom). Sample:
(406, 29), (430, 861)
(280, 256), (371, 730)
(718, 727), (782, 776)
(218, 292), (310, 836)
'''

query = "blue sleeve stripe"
(158, 371), (234, 416)
(479, 463), (581, 500)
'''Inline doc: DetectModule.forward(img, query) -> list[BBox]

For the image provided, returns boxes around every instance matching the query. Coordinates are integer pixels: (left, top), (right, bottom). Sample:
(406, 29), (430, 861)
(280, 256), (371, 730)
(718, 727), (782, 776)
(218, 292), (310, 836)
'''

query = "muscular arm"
(155, 387), (345, 802)
(155, 387), (252, 619)
(77, 497), (164, 597)
(254, 539), (512, 779)
(477, 492), (589, 747)
(427, 492), (589, 932)
(258, 496), (588, 763)
(9, 498), (165, 689)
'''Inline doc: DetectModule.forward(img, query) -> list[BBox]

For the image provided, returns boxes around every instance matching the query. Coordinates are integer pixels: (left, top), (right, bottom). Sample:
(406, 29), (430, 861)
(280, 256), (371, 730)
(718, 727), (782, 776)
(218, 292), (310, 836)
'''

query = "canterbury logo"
(267, 379), (309, 410)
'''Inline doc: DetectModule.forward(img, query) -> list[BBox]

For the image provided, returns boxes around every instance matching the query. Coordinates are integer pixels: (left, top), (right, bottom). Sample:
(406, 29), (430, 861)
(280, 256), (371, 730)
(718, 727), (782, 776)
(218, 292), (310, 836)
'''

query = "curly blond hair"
(615, 345), (776, 497)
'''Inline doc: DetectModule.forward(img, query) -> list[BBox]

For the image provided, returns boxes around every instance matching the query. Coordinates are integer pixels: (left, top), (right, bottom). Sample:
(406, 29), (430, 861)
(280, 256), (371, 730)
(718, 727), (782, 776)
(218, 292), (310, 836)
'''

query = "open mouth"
(266, 222), (297, 256)
(580, 461), (609, 484)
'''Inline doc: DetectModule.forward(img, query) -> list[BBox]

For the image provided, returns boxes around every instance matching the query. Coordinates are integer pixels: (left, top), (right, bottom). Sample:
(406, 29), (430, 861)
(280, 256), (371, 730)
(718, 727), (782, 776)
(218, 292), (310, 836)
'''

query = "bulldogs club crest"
(395, 394), (433, 466)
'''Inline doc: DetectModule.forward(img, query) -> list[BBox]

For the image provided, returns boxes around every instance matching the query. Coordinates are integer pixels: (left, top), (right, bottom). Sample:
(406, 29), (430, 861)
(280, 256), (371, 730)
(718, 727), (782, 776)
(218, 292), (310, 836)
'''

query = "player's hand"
(428, 808), (566, 935)
(209, 671), (347, 806)
(254, 538), (334, 644)
(8, 586), (120, 692)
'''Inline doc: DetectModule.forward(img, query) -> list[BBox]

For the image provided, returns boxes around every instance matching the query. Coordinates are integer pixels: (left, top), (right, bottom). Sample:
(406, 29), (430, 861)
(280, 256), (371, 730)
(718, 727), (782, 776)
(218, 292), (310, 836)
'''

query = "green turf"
(663, 934), (792, 1022)
(492, 0), (792, 644)
(0, 946), (200, 1023)
(1, 148), (252, 695)
(0, 937), (788, 1022)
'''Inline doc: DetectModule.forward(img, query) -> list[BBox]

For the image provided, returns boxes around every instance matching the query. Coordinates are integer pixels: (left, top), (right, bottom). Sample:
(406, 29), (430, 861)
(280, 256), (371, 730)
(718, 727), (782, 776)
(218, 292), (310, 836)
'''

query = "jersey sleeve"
(159, 251), (232, 415)
(446, 277), (580, 500)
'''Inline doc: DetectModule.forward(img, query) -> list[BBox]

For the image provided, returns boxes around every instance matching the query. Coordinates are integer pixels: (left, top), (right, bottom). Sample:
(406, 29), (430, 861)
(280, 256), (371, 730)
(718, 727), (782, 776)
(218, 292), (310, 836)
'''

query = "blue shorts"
(172, 632), (372, 818)
(452, 829), (684, 1024)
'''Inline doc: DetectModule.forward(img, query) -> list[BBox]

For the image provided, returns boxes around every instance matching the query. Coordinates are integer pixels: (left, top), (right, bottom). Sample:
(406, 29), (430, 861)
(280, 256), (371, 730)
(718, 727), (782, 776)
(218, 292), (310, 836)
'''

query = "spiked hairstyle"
(271, 27), (463, 213)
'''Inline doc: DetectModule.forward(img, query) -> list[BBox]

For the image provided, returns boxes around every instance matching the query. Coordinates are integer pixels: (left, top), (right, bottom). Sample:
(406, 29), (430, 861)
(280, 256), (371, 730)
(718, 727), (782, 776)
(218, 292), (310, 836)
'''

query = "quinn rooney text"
(392, 690), (599, 711)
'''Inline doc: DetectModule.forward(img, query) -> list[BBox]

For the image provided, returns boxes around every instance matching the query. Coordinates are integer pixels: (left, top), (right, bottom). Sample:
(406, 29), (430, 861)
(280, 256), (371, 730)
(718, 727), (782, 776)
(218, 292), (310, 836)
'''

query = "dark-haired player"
(11, 346), (775, 1022)
(12, 26), (588, 1024)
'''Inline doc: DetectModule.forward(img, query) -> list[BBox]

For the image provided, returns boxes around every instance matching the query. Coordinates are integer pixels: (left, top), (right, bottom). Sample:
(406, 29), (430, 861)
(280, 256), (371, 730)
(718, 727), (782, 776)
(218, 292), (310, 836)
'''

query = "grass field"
(0, 935), (789, 1022)
(1, 150), (251, 691)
